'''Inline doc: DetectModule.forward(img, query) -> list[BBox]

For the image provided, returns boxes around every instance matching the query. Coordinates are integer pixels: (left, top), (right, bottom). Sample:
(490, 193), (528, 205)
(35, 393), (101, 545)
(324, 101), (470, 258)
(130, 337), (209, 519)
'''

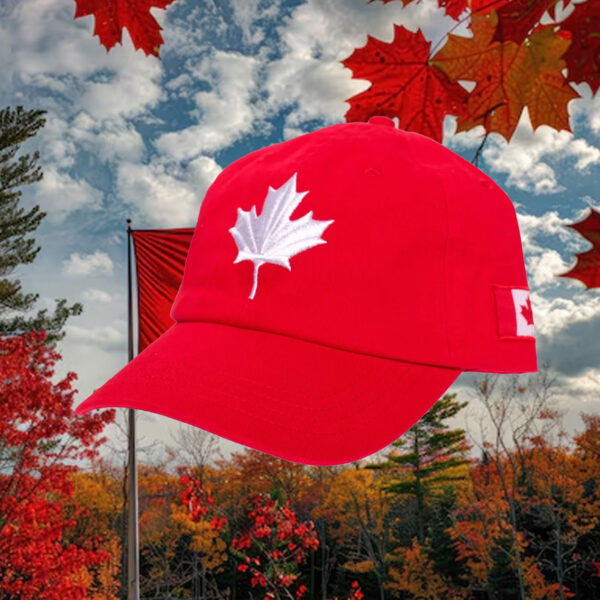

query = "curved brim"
(76, 322), (460, 465)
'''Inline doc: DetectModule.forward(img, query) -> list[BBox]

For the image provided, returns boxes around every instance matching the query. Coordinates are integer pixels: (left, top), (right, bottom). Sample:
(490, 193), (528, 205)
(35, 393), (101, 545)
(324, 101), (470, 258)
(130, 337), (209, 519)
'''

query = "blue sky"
(3, 0), (600, 461)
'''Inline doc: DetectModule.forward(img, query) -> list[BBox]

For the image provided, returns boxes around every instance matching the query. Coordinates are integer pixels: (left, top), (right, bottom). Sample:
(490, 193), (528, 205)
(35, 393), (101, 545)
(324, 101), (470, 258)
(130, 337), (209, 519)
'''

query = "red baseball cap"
(76, 117), (537, 465)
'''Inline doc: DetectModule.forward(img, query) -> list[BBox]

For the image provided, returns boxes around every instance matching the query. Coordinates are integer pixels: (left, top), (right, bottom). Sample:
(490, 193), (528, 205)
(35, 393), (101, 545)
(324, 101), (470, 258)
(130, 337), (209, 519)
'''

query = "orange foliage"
(386, 539), (456, 600)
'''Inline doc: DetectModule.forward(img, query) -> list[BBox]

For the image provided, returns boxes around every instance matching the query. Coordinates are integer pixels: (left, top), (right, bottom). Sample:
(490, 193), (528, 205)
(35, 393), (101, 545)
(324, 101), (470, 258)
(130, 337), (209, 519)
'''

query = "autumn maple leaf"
(74, 0), (176, 57)
(431, 14), (578, 141)
(342, 26), (469, 143)
(469, 0), (511, 14)
(370, 0), (469, 18)
(492, 0), (557, 44)
(560, 0), (600, 94)
(229, 173), (334, 300)
(560, 207), (600, 288)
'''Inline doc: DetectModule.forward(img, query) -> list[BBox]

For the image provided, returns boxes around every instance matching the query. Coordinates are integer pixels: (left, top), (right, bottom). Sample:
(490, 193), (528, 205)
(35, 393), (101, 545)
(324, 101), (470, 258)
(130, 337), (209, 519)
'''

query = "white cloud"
(63, 324), (126, 351)
(516, 210), (573, 255)
(63, 251), (114, 277)
(527, 249), (569, 288)
(0, 0), (164, 113)
(77, 56), (163, 121)
(265, 0), (458, 129)
(156, 50), (260, 159)
(82, 288), (114, 303)
(570, 84), (600, 137)
(70, 112), (146, 163)
(479, 118), (600, 194)
(230, 0), (274, 45)
(32, 168), (104, 224)
(117, 155), (222, 227)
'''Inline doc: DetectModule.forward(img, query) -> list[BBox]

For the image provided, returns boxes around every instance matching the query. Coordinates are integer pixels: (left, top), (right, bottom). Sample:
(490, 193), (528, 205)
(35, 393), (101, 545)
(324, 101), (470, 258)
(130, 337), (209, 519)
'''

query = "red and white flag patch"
(494, 286), (535, 339)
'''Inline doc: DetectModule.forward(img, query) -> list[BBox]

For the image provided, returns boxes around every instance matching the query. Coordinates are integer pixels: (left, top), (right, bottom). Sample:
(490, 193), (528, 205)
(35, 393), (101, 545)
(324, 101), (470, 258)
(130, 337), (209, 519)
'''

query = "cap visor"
(76, 322), (460, 465)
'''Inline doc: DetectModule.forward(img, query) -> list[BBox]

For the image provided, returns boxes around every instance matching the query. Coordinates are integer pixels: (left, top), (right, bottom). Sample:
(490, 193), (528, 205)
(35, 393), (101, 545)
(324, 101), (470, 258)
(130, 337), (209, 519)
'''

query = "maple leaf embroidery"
(520, 298), (534, 326)
(229, 173), (334, 300)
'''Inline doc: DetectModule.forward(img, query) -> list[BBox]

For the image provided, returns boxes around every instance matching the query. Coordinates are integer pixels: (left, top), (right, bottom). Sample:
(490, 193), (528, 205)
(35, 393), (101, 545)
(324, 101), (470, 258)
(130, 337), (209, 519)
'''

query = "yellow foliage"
(386, 540), (452, 600)
(72, 471), (122, 515)
(170, 503), (228, 571)
(343, 560), (376, 574)
(313, 468), (391, 543)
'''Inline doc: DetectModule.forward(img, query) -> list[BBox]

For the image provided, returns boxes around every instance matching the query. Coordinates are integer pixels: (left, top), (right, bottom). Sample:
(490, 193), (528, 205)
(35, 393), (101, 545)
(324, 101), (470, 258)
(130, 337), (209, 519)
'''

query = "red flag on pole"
(131, 228), (194, 352)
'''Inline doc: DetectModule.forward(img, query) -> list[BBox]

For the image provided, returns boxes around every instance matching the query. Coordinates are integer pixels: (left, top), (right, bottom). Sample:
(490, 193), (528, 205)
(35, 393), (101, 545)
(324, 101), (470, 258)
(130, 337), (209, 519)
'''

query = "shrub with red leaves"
(229, 494), (319, 600)
(0, 331), (115, 599)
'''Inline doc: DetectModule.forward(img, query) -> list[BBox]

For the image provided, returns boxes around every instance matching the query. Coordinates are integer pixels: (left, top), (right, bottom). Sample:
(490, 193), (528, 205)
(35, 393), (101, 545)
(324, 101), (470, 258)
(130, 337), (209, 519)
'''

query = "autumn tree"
(314, 467), (393, 600)
(519, 433), (597, 600)
(460, 370), (559, 600)
(216, 448), (313, 504)
(171, 424), (220, 478)
(140, 469), (229, 599)
(69, 466), (124, 600)
(386, 539), (456, 600)
(0, 106), (82, 344)
(0, 330), (115, 599)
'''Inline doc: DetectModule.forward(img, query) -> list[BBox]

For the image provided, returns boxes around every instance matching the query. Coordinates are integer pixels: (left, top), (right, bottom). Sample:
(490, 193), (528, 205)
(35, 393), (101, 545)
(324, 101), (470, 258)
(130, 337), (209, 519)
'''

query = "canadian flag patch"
(494, 286), (535, 338)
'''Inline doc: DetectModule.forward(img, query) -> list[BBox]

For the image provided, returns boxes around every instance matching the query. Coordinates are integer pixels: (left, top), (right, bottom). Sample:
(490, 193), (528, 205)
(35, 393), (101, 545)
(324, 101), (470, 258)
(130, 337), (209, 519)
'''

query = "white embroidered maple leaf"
(229, 173), (334, 299)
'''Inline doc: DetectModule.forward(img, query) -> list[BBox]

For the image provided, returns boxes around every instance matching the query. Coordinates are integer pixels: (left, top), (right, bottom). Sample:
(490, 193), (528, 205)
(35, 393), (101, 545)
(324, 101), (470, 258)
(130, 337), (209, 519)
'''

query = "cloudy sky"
(2, 0), (600, 462)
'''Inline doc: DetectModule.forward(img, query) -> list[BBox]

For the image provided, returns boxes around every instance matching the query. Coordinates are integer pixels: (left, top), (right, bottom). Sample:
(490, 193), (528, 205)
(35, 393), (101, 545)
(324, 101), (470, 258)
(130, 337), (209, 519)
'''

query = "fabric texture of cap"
(76, 117), (537, 466)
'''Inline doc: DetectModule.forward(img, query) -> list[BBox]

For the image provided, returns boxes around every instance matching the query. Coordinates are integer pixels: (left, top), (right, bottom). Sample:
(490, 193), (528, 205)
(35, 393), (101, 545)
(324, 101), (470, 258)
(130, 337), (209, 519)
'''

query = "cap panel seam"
(439, 171), (453, 364)
(174, 317), (463, 373)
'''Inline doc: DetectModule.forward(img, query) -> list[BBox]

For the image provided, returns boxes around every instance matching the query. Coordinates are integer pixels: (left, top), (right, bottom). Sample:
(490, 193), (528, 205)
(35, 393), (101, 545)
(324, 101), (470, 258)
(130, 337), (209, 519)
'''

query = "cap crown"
(171, 121), (536, 373)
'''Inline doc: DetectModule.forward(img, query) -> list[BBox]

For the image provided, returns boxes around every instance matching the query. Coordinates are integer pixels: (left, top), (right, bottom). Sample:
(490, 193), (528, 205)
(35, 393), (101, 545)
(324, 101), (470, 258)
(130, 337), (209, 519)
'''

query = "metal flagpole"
(126, 218), (140, 600)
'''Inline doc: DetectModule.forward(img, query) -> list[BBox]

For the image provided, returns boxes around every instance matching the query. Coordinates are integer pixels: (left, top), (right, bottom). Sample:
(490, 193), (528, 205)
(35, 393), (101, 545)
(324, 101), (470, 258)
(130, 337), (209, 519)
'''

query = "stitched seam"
(172, 319), (463, 373)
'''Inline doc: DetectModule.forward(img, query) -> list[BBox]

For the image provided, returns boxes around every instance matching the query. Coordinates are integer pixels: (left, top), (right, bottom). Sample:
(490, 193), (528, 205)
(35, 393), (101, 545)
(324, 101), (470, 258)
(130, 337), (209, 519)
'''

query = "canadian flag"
(494, 287), (535, 338)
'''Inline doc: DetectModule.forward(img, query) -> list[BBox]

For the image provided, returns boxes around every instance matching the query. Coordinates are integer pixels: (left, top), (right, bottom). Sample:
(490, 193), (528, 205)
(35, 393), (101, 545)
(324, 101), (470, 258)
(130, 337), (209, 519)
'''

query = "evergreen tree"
(0, 106), (82, 344)
(372, 393), (470, 543)
(428, 487), (468, 590)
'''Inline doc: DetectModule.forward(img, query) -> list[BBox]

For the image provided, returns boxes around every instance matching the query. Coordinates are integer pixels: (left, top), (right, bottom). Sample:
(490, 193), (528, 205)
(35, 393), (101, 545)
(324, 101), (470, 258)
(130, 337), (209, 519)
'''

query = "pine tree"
(372, 393), (470, 544)
(0, 106), (82, 344)
(428, 486), (468, 590)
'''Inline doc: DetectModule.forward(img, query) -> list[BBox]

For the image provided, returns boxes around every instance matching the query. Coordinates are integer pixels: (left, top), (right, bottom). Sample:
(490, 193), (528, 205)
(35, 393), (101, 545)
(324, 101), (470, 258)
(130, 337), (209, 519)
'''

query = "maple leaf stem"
(249, 263), (262, 300)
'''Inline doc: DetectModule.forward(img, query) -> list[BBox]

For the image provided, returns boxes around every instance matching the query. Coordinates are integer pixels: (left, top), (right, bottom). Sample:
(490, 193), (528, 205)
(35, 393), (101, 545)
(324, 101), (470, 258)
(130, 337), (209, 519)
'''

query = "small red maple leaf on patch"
(74, 0), (176, 57)
(520, 298), (534, 325)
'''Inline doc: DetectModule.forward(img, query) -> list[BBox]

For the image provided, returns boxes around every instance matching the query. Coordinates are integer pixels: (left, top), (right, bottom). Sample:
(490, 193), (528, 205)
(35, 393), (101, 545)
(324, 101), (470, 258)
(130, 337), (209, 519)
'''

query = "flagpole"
(126, 218), (140, 600)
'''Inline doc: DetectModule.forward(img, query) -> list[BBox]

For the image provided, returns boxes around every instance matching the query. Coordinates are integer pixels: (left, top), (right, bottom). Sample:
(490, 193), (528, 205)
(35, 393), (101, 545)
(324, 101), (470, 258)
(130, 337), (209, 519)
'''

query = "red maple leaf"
(74, 0), (176, 57)
(470, 0), (511, 14)
(493, 0), (556, 44)
(520, 297), (534, 325)
(560, 0), (600, 94)
(560, 207), (600, 288)
(370, 0), (468, 19)
(342, 26), (469, 143)
(432, 17), (577, 141)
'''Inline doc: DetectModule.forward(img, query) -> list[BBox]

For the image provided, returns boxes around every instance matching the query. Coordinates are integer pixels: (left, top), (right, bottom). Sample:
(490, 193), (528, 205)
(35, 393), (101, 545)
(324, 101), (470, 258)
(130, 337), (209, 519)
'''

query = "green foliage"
(372, 393), (470, 543)
(0, 106), (82, 344)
